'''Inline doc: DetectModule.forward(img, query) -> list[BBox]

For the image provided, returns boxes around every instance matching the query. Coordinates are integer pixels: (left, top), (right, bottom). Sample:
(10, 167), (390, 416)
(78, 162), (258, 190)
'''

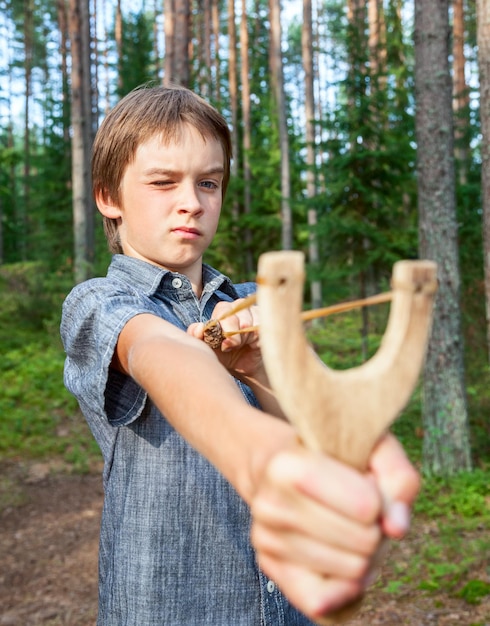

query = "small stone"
(203, 320), (224, 349)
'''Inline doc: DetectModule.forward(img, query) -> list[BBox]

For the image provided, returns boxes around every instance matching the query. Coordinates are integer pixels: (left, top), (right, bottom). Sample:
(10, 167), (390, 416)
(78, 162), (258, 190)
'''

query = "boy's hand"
(188, 300), (264, 380)
(250, 433), (419, 621)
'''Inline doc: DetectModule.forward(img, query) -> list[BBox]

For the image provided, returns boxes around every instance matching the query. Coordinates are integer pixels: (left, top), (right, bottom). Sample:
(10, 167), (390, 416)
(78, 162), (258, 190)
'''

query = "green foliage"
(0, 262), (101, 472)
(314, 1), (418, 296)
(307, 309), (384, 369)
(416, 470), (490, 519)
(1, 341), (77, 453)
(457, 580), (490, 605)
(380, 465), (490, 604)
(0, 140), (23, 263)
(116, 10), (157, 99)
(394, 517), (490, 600)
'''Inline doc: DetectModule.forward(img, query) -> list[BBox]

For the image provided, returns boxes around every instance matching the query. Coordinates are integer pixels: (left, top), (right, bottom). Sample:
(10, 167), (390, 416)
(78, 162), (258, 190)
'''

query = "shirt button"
(266, 580), (275, 593)
(172, 277), (183, 289)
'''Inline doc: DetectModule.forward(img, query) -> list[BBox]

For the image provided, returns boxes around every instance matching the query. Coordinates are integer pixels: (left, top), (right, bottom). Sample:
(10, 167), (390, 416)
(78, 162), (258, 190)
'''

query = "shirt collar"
(106, 254), (238, 299)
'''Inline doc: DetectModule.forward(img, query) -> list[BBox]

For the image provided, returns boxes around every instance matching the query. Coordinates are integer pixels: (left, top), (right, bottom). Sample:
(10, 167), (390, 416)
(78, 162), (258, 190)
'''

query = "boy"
(61, 85), (419, 625)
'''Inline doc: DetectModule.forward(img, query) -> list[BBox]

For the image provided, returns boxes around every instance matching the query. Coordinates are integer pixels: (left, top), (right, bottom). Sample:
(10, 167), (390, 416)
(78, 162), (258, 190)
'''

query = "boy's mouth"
(172, 226), (201, 239)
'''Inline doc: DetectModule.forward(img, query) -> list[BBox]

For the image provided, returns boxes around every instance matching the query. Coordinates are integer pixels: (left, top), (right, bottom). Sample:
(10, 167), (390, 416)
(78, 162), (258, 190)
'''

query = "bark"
(153, 0), (162, 81)
(314, 0), (326, 188)
(22, 0), (34, 261)
(211, 0), (220, 102)
(414, 0), (472, 474)
(477, 0), (490, 364)
(69, 0), (95, 283)
(163, 0), (175, 85)
(269, 0), (292, 250)
(240, 0), (254, 275)
(202, 0), (211, 97)
(228, 0), (239, 222)
(100, 0), (111, 114)
(452, 0), (469, 184)
(368, 0), (386, 90)
(57, 0), (71, 145)
(302, 0), (322, 309)
(115, 0), (123, 93)
(174, 0), (190, 86)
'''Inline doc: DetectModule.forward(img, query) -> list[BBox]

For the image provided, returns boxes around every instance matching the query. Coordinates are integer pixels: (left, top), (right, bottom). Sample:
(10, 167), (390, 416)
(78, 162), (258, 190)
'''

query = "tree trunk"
(269, 0), (292, 250)
(368, 0), (386, 98)
(115, 0), (123, 94)
(100, 0), (112, 114)
(240, 0), (254, 275)
(453, 0), (469, 184)
(414, 0), (472, 474)
(153, 0), (162, 81)
(57, 0), (71, 144)
(368, 0), (378, 73)
(314, 1), (326, 189)
(69, 0), (95, 283)
(174, 0), (190, 86)
(228, 0), (239, 222)
(22, 0), (34, 261)
(211, 0), (220, 102)
(163, 0), (175, 85)
(477, 0), (490, 364)
(201, 0), (211, 97)
(302, 0), (322, 309)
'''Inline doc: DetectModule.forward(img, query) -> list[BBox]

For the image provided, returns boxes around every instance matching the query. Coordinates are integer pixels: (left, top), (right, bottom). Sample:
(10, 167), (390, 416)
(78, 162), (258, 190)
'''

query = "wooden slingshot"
(257, 251), (437, 624)
(206, 250), (438, 624)
(256, 251), (437, 469)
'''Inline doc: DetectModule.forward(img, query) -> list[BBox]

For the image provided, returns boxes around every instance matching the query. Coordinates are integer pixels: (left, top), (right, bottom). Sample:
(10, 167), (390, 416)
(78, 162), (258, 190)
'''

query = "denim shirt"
(61, 255), (314, 626)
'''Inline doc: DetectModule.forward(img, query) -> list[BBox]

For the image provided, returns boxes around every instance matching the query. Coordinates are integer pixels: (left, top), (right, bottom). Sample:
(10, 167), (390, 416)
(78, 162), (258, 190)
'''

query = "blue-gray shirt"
(61, 255), (314, 626)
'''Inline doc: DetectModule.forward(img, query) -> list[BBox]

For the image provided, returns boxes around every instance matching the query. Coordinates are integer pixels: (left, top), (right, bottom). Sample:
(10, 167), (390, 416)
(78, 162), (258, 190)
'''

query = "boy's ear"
(95, 189), (122, 219)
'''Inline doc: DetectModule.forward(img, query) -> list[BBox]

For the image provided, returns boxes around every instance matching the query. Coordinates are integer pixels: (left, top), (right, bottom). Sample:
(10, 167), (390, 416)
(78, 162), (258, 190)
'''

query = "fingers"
(256, 554), (364, 621)
(211, 300), (260, 352)
(251, 450), (382, 567)
(187, 301), (260, 351)
(368, 433), (421, 538)
(250, 448), (384, 621)
(253, 519), (378, 579)
(261, 448), (382, 524)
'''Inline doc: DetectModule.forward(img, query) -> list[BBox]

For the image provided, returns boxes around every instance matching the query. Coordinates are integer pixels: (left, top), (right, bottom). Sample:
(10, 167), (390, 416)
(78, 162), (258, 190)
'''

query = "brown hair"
(92, 84), (233, 253)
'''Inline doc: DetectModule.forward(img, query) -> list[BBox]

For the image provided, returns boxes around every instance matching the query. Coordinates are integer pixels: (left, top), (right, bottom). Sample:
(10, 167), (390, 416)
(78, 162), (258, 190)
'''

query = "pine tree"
(414, 0), (472, 475)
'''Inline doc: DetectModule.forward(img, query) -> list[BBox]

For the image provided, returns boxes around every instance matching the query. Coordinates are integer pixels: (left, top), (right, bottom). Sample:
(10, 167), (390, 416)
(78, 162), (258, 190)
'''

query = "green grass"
(0, 262), (101, 473)
(378, 471), (490, 605)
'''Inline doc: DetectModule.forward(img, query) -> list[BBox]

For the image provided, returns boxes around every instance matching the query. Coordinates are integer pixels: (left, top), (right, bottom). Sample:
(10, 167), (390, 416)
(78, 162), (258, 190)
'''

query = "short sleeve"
(61, 278), (161, 427)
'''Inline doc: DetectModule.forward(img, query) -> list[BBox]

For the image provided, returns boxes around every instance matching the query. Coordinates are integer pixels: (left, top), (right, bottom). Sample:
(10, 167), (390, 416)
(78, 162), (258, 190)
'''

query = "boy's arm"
(114, 312), (419, 621)
(114, 312), (293, 500)
(188, 301), (287, 419)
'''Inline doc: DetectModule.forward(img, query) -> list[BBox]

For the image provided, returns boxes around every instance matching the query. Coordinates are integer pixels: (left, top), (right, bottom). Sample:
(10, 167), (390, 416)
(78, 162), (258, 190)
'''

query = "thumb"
(187, 322), (205, 340)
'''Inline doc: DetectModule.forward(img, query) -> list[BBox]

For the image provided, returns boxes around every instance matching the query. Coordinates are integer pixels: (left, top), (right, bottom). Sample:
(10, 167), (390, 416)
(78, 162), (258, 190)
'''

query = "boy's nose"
(176, 182), (203, 215)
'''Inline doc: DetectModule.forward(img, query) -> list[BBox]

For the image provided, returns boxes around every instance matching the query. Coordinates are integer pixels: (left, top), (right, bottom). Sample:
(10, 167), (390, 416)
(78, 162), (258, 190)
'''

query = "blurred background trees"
(0, 0), (488, 476)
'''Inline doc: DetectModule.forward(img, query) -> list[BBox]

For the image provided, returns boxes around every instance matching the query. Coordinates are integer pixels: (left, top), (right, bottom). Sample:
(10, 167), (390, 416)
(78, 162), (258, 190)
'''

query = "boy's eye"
(199, 180), (219, 190)
(151, 180), (173, 187)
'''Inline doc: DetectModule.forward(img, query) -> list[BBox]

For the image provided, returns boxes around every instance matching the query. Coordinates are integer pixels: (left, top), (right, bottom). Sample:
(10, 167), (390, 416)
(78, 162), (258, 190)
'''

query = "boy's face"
(98, 124), (224, 287)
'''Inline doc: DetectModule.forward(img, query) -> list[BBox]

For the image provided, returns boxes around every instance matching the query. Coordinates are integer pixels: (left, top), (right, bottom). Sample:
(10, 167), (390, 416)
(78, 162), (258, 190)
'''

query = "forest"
(1, 0), (490, 621)
(1, 0), (490, 463)
(1, 0), (490, 464)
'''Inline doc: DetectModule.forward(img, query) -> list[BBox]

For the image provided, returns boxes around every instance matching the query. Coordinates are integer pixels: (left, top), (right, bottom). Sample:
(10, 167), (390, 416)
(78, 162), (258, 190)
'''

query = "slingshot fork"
(255, 251), (437, 624)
